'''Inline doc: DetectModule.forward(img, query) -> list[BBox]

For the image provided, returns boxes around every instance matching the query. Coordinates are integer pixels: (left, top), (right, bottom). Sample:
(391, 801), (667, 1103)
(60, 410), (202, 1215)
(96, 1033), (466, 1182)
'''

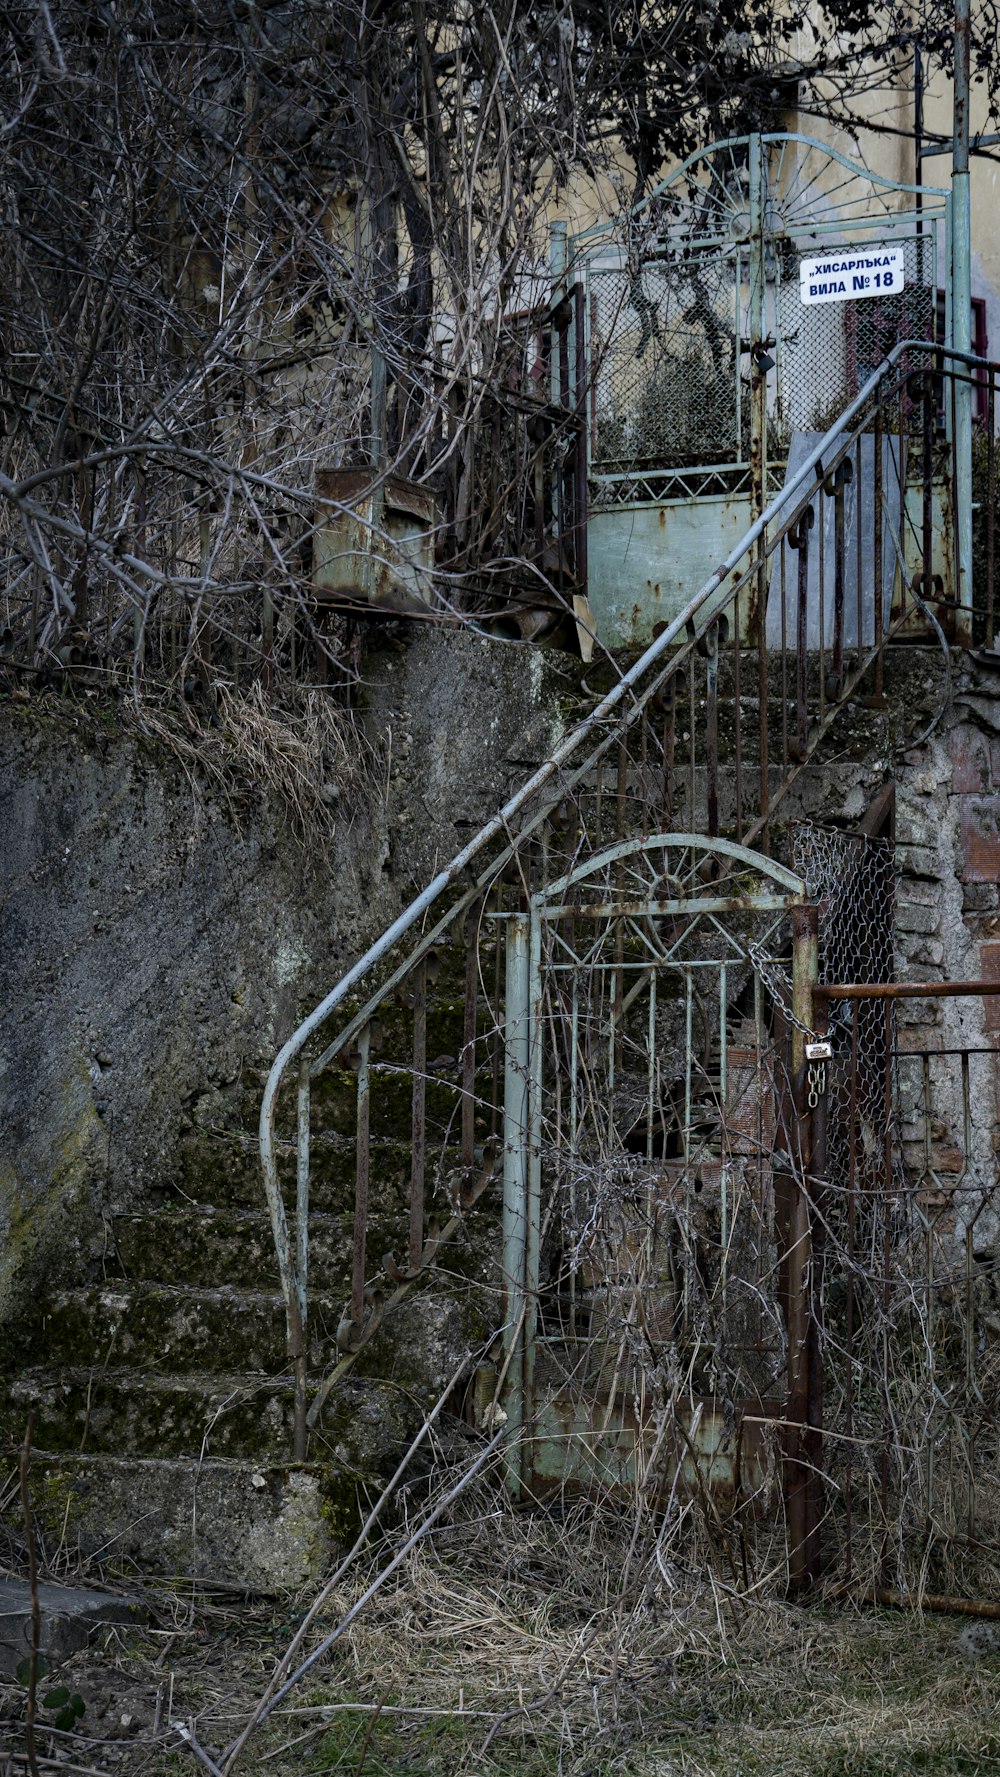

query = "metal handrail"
(260, 339), (996, 1457)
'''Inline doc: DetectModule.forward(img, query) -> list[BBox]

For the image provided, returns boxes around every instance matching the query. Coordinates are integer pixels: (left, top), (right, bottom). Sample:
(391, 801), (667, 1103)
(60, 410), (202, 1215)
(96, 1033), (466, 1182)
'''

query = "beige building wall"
(790, 49), (1000, 365)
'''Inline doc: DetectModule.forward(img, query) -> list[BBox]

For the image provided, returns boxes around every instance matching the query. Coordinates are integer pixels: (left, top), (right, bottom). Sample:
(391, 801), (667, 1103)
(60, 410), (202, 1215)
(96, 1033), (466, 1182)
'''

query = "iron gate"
(500, 833), (822, 1567)
(571, 132), (947, 503)
(565, 134), (950, 648)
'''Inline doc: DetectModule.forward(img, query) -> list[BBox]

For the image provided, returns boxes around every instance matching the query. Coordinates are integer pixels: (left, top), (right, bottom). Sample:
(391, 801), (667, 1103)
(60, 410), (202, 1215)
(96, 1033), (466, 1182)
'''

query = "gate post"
(787, 903), (821, 1591)
(502, 915), (530, 1495)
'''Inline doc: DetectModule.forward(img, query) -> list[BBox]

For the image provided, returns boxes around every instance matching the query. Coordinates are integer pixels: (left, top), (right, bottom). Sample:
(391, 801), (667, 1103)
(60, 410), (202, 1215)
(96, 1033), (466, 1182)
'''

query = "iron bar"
(787, 903), (819, 1593)
(705, 625), (720, 838)
(953, 0), (974, 620)
(790, 507), (813, 761)
(502, 916), (530, 1496)
(733, 589), (743, 837)
(815, 980), (1000, 998)
(293, 1058), (311, 1460)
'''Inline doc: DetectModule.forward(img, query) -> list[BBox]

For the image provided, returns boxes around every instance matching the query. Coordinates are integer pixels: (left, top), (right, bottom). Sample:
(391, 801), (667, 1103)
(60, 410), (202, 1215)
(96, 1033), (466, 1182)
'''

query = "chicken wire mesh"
(783, 822), (1000, 1595)
(776, 233), (937, 434)
(587, 252), (741, 475)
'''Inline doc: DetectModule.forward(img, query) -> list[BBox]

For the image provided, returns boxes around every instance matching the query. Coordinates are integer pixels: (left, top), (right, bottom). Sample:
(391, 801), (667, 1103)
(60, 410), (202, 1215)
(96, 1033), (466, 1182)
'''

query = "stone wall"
(892, 654), (1000, 1273)
(0, 629), (565, 1322)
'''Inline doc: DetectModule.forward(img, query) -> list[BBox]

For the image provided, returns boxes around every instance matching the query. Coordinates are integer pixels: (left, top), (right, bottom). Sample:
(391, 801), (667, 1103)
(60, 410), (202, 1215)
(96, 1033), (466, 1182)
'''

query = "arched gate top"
(535, 831), (806, 906)
(569, 131), (948, 259)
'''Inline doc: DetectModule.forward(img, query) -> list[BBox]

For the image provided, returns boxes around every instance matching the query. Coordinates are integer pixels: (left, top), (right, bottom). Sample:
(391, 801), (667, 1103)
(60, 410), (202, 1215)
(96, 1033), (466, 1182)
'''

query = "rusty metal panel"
(314, 469), (439, 613)
(959, 796), (1000, 883)
(586, 493), (754, 649)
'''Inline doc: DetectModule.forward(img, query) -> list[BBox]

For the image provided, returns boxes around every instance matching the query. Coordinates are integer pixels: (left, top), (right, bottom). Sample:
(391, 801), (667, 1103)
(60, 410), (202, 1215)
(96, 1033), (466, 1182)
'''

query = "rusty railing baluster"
(705, 622), (720, 839)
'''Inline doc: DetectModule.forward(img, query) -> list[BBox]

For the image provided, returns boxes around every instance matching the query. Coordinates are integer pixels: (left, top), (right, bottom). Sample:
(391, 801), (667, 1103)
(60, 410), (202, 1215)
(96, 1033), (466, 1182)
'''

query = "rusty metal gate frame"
(500, 832), (827, 1557)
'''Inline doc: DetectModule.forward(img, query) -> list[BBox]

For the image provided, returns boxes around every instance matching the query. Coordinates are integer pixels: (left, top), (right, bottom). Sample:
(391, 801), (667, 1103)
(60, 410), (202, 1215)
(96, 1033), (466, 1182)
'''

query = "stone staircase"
(0, 934), (493, 1589)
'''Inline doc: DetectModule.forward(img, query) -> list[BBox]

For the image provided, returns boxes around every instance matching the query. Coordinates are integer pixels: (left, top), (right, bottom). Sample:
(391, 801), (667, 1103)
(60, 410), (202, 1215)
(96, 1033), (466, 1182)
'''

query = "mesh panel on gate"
(589, 253), (740, 473)
(776, 235), (936, 436)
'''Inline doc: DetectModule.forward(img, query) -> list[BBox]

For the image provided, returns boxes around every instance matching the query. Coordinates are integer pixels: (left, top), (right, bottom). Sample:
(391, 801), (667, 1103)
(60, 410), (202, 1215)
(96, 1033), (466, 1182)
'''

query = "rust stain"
(950, 726), (996, 795)
(960, 796), (1000, 882)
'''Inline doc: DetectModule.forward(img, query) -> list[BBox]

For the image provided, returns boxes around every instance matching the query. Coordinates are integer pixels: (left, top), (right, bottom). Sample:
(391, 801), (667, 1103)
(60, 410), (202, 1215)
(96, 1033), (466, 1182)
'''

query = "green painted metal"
(587, 492), (754, 648)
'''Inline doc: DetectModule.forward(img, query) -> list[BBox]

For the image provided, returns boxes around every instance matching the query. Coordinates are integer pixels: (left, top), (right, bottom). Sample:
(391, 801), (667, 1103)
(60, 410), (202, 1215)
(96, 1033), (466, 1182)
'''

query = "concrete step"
(175, 1132), (448, 1214)
(25, 1451), (352, 1590)
(113, 1207), (360, 1291)
(7, 1275), (482, 1398)
(2, 1366), (419, 1468)
(23, 1284), (343, 1374)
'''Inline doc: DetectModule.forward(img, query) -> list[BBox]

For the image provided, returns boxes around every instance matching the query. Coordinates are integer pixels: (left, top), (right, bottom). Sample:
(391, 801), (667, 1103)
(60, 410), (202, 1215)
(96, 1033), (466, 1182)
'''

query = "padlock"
(805, 1038), (833, 1061)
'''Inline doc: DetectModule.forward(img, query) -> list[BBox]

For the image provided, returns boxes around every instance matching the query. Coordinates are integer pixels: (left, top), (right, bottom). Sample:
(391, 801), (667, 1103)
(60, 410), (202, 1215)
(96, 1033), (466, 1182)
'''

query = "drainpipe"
(787, 904), (819, 1592)
(914, 47), (923, 220)
(952, 0), (973, 628)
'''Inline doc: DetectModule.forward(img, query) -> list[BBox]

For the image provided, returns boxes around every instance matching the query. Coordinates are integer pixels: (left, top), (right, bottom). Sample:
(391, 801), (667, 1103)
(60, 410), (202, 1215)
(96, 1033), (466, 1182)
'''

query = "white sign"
(799, 247), (906, 306)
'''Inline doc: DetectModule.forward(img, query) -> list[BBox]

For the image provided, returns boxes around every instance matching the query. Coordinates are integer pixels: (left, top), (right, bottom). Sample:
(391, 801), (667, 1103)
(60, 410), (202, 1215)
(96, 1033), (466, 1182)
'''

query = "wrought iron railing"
(260, 341), (998, 1459)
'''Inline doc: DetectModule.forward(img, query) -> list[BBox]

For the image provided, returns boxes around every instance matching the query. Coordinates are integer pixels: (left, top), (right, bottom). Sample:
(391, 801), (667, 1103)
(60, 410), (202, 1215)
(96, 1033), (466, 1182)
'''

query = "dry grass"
(2, 1462), (998, 1777)
(124, 679), (375, 843)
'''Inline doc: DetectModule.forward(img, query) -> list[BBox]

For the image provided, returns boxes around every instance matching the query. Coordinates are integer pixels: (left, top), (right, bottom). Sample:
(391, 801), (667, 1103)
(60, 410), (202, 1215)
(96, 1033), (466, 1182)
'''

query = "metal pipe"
(294, 1060), (310, 1460)
(351, 1024), (371, 1332)
(815, 979), (1000, 999)
(409, 961), (427, 1273)
(748, 133), (767, 525)
(705, 625), (719, 837)
(502, 915), (530, 1497)
(787, 904), (819, 1594)
(573, 280), (589, 592)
